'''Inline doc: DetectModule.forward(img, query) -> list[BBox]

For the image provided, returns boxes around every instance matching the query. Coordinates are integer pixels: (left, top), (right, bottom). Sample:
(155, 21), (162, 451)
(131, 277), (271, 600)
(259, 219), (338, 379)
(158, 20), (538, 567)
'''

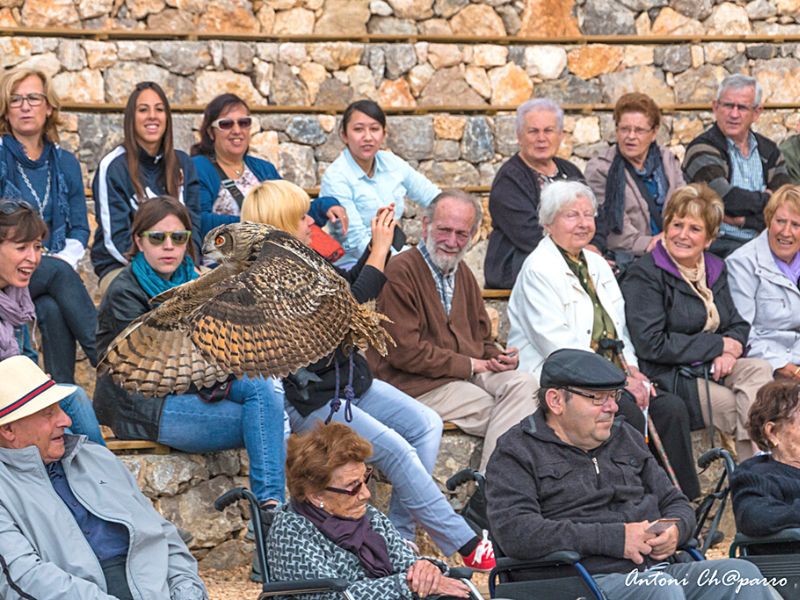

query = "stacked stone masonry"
(4, 0), (800, 35)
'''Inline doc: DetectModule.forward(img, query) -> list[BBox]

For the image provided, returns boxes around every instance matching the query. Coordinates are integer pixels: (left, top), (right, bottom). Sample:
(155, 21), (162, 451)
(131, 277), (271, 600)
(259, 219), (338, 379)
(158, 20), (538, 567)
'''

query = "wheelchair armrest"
(493, 550), (582, 572)
(447, 567), (474, 580)
(261, 578), (350, 594)
(732, 527), (800, 552)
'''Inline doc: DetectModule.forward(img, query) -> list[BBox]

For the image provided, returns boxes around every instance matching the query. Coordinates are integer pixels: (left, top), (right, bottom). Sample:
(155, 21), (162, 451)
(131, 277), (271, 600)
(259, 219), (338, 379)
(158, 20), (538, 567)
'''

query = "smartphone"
(392, 226), (407, 251)
(646, 518), (679, 535)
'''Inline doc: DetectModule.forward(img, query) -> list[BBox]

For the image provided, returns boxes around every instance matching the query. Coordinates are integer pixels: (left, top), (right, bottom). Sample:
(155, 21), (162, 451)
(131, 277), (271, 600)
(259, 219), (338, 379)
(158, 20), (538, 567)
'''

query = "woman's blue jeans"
(286, 378), (475, 556)
(29, 256), (98, 384)
(60, 386), (106, 446)
(157, 376), (286, 504)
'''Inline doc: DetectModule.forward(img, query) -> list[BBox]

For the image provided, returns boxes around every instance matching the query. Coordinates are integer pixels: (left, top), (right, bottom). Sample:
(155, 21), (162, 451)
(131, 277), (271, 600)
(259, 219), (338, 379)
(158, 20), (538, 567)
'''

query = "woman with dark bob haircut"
(0, 199), (103, 443)
(586, 92), (685, 261)
(190, 93), (345, 240)
(731, 380), (800, 544)
(622, 183), (773, 462)
(91, 81), (201, 294)
(320, 99), (440, 267)
(0, 67), (98, 384)
(94, 196), (286, 513)
(267, 422), (471, 599)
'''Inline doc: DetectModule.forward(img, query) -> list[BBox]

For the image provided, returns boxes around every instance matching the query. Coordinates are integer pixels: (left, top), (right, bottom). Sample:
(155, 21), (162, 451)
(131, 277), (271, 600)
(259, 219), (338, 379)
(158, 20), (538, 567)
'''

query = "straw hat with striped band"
(0, 356), (75, 426)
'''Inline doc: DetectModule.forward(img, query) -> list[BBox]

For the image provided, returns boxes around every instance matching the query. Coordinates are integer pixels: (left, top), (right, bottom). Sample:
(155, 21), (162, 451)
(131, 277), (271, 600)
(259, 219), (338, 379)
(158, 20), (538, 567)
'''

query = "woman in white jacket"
(727, 184), (800, 380)
(507, 180), (700, 499)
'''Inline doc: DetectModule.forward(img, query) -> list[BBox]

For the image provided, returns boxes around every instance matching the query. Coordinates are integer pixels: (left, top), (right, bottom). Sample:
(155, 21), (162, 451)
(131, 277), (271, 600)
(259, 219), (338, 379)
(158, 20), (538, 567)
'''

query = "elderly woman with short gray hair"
(484, 98), (595, 289)
(507, 180), (700, 499)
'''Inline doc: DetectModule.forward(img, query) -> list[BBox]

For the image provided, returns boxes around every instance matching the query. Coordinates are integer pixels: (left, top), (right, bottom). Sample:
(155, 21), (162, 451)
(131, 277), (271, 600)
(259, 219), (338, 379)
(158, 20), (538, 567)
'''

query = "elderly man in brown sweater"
(368, 189), (538, 470)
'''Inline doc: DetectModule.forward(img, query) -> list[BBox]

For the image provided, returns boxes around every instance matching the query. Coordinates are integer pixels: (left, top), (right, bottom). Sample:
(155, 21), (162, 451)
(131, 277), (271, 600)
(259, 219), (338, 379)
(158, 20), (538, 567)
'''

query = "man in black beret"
(485, 348), (774, 599)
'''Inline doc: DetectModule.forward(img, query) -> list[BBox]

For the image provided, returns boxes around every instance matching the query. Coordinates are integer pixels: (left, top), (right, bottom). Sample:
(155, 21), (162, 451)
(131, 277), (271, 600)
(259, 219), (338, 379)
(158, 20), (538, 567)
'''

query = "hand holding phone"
(646, 518), (679, 535)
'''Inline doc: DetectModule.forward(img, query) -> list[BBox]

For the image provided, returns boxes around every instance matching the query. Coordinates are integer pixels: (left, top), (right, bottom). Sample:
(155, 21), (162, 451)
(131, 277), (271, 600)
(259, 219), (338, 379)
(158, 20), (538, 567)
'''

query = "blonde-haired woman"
(240, 180), (497, 570)
(0, 67), (97, 384)
(622, 183), (773, 460)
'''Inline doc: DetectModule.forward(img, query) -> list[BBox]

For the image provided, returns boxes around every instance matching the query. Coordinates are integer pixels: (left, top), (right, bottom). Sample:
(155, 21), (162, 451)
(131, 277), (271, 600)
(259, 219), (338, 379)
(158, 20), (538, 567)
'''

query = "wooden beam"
(0, 26), (799, 46)
(106, 439), (171, 454)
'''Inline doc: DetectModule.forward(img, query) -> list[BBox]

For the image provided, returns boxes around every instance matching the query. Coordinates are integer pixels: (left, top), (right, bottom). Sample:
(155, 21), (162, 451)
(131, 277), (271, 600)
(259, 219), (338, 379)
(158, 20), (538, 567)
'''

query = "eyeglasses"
(617, 126), (654, 137)
(9, 93), (47, 108)
(140, 230), (191, 246)
(324, 467), (374, 496)
(211, 117), (253, 131)
(717, 101), (756, 113)
(0, 200), (34, 215)
(562, 387), (623, 406)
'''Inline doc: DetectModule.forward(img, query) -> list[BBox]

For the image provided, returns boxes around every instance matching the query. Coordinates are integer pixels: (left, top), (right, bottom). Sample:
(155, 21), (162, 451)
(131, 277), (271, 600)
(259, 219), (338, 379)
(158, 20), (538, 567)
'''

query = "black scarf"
(603, 143), (666, 234)
(291, 499), (394, 577)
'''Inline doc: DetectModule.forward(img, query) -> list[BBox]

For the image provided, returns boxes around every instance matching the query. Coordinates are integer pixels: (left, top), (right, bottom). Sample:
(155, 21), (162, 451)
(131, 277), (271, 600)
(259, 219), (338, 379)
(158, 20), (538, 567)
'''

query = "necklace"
(219, 159), (244, 178)
(16, 162), (51, 215)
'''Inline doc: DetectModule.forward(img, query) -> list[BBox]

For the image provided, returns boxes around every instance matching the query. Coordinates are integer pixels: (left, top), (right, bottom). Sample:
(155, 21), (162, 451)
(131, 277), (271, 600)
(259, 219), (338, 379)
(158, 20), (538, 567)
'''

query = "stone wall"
(4, 0), (800, 35)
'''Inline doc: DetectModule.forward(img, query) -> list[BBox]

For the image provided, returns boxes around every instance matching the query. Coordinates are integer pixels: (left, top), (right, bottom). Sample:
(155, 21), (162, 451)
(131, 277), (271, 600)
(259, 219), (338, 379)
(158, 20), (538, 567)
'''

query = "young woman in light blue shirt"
(320, 100), (440, 266)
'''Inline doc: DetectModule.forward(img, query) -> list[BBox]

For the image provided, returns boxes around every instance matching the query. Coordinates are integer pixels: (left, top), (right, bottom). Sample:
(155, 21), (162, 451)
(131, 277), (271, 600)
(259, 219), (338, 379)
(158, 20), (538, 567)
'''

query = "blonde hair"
(241, 180), (310, 236)
(0, 68), (63, 143)
(764, 184), (800, 227)
(663, 183), (724, 241)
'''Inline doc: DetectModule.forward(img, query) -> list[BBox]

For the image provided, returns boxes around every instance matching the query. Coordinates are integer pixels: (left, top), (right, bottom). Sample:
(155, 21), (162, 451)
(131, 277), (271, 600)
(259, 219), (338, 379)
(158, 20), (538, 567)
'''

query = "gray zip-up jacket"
(0, 435), (207, 599)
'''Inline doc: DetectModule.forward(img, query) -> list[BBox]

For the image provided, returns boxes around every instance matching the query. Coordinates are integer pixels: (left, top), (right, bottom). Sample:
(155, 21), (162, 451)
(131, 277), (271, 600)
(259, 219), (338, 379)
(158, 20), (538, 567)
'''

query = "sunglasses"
(0, 200), (34, 215)
(324, 466), (373, 496)
(211, 117), (253, 131)
(140, 230), (191, 246)
(561, 387), (623, 406)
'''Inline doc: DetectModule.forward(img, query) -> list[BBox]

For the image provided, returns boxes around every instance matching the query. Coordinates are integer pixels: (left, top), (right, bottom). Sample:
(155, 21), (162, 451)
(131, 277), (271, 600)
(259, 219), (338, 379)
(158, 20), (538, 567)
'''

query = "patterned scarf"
(131, 252), (198, 300)
(0, 135), (71, 254)
(0, 285), (36, 360)
(665, 246), (720, 333)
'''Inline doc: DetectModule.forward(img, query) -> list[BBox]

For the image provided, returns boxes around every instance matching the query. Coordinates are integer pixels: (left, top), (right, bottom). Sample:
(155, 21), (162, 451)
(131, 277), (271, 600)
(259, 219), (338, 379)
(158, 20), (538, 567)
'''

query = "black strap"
(623, 160), (664, 233)
(212, 160), (246, 209)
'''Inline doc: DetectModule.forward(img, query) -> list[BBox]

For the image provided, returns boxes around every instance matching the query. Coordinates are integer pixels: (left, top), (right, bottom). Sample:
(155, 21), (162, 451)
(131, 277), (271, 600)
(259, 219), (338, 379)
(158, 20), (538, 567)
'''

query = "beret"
(540, 348), (626, 390)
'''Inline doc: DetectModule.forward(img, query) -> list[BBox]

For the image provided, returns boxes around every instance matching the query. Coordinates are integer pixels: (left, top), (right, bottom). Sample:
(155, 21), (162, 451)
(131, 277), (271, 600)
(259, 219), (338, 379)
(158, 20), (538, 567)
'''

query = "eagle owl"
(99, 222), (392, 396)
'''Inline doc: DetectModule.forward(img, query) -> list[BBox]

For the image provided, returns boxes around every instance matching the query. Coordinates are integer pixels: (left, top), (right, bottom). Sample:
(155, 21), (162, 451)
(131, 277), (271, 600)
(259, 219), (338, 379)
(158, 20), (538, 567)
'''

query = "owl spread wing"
(100, 233), (359, 396)
(190, 239), (354, 379)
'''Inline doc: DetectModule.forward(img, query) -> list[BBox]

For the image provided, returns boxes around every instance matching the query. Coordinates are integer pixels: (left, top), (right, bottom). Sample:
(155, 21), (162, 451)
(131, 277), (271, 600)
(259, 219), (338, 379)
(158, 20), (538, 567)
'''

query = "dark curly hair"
(747, 380), (800, 451)
(286, 421), (372, 502)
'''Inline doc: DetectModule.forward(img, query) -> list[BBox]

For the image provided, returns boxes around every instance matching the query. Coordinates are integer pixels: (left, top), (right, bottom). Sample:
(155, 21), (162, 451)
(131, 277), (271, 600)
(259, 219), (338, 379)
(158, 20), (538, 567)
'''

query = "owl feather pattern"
(99, 222), (392, 397)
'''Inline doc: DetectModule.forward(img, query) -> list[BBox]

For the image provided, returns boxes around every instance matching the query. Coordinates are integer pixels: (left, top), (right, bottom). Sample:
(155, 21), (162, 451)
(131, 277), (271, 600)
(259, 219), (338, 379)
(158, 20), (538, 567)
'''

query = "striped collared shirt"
(418, 239), (456, 315)
(721, 132), (762, 241)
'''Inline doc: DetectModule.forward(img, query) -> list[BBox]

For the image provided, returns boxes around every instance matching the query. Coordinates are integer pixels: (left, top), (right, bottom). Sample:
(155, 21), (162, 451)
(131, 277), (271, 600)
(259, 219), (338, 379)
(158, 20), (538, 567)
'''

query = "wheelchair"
(213, 486), (487, 599)
(445, 469), (704, 600)
(694, 448), (800, 600)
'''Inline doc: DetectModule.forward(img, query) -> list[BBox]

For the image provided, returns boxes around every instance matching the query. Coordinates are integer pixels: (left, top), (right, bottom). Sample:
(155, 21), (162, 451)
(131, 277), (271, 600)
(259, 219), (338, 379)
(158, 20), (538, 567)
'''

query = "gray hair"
(539, 180), (598, 227)
(716, 74), (763, 107)
(516, 98), (564, 136)
(425, 188), (483, 236)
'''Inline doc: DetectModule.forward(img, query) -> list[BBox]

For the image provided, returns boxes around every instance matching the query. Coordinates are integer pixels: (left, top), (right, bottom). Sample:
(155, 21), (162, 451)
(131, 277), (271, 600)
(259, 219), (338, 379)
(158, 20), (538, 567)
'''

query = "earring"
(319, 502), (324, 509)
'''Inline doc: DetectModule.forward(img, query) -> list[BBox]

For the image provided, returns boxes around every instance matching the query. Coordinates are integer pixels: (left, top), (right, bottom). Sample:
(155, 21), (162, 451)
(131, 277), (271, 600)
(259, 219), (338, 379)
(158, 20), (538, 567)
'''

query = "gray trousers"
(595, 559), (779, 600)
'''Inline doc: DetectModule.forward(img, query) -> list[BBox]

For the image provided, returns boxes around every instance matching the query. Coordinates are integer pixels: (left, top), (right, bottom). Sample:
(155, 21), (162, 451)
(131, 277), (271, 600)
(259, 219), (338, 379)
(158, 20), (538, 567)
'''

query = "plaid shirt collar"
(418, 240), (457, 314)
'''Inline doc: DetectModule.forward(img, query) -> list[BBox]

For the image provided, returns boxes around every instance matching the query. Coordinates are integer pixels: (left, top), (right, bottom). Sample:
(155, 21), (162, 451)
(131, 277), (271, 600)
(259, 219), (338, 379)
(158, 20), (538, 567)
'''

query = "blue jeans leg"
(157, 376), (286, 504)
(30, 256), (98, 383)
(287, 379), (474, 556)
(60, 387), (106, 446)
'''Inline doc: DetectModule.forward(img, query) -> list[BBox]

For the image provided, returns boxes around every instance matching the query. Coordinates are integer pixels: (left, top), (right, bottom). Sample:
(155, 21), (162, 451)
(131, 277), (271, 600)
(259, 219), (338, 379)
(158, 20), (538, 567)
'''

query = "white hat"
(0, 356), (75, 426)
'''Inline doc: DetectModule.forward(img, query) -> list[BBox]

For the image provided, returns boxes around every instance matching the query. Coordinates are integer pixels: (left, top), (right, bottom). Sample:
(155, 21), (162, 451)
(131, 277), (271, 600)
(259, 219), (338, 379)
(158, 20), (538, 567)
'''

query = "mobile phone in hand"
(646, 518), (679, 535)
(392, 226), (407, 251)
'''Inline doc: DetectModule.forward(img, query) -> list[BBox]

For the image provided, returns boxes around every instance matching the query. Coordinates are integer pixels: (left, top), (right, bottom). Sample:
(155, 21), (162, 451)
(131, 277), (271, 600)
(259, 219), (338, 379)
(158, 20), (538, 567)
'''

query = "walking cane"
(599, 339), (682, 490)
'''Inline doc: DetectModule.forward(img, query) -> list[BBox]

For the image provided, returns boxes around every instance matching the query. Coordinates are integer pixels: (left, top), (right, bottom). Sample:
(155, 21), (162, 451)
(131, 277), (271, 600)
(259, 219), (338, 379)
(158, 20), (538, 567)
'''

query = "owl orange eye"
(215, 236), (225, 247)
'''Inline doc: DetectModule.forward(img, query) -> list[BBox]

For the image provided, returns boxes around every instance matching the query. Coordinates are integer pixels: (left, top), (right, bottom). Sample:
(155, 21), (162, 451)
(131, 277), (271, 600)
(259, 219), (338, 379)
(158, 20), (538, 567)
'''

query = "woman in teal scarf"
(94, 196), (286, 513)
